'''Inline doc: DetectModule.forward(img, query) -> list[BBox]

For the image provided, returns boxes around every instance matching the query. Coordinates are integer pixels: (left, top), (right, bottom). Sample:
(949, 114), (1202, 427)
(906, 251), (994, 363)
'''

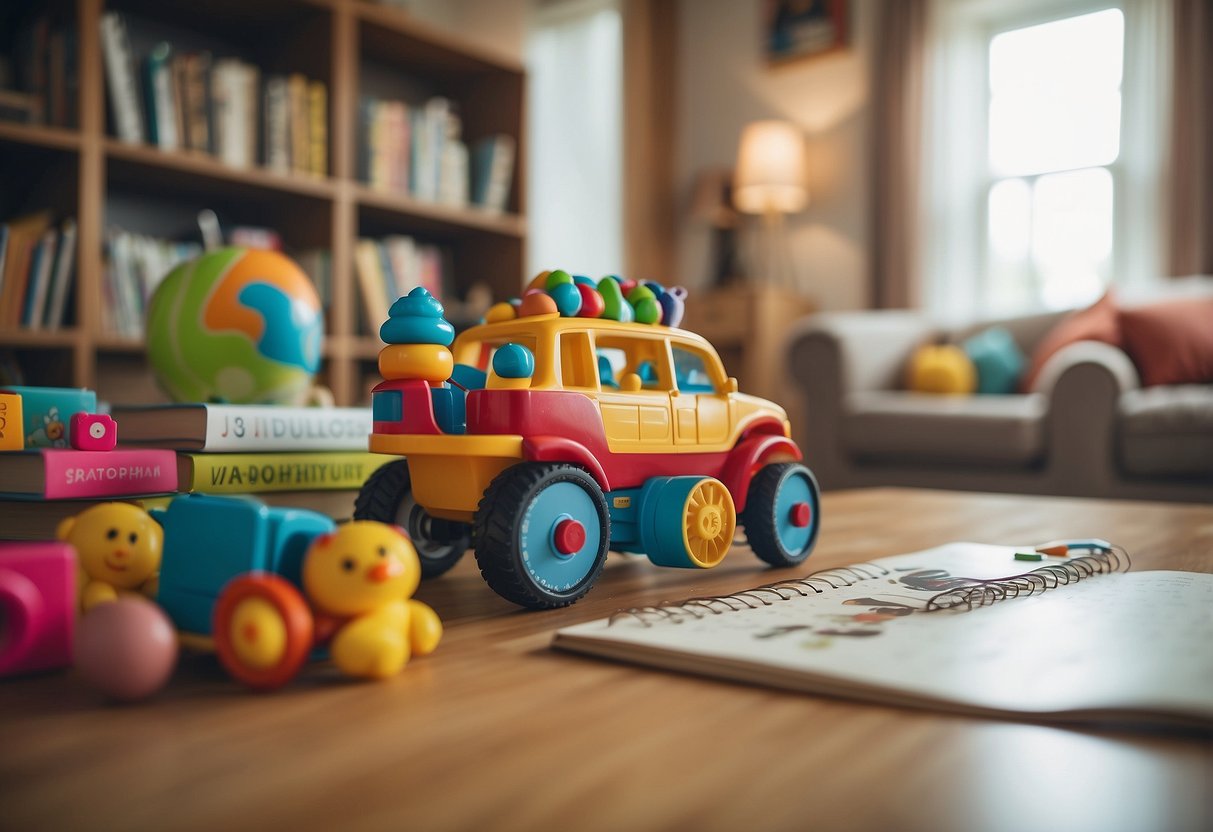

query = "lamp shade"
(733, 120), (808, 215)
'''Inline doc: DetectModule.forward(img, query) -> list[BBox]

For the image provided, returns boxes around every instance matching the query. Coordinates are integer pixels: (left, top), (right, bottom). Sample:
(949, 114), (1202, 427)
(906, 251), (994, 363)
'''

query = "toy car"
(355, 278), (821, 610)
(152, 493), (335, 689)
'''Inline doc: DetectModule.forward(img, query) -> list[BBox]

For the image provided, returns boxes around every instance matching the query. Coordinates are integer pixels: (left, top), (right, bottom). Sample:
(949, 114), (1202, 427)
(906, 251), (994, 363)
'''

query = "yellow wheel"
(214, 575), (313, 691)
(227, 597), (288, 670)
(681, 478), (736, 568)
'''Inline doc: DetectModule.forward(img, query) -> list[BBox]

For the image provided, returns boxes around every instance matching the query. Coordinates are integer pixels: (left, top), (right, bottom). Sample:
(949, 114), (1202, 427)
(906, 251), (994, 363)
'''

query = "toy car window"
(595, 336), (673, 391)
(560, 332), (598, 389)
(671, 346), (717, 393)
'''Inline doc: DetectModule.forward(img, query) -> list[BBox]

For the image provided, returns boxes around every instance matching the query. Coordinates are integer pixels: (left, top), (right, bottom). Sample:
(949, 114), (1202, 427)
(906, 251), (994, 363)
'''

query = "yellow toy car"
(355, 275), (820, 609)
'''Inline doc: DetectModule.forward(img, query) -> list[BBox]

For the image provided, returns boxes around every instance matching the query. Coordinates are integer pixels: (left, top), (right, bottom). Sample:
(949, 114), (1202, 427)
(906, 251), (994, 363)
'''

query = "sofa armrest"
(787, 312), (939, 396)
(1038, 340), (1140, 496)
(1032, 340), (1141, 398)
(785, 312), (936, 487)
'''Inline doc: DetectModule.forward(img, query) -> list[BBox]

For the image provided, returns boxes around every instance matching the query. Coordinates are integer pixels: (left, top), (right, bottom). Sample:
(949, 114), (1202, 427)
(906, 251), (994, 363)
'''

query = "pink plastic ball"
(76, 598), (177, 702)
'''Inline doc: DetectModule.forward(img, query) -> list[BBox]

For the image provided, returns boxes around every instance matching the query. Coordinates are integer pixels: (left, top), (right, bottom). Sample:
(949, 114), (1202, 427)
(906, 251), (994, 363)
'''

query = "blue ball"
(549, 282), (583, 317)
(493, 343), (535, 379)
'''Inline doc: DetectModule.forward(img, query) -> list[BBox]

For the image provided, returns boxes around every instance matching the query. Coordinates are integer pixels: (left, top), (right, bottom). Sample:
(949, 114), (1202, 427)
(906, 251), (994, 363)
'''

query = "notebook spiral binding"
(924, 546), (1131, 611)
(608, 546), (1131, 627)
(609, 562), (895, 627)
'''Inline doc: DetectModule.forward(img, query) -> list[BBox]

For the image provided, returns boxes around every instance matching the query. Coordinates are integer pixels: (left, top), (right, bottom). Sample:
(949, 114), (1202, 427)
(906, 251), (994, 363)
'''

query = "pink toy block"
(70, 412), (117, 451)
(0, 541), (76, 677)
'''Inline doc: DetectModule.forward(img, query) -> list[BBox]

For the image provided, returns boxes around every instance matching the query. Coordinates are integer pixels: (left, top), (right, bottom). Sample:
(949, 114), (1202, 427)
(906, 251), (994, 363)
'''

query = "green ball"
(545, 269), (574, 290)
(146, 247), (324, 404)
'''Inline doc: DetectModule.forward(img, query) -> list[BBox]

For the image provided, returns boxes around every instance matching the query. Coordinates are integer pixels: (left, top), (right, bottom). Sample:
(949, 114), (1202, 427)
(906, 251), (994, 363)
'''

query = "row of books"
(0, 16), (77, 128)
(358, 95), (515, 213)
(101, 229), (201, 339)
(354, 236), (448, 332)
(101, 12), (328, 175)
(0, 213), (77, 330)
(0, 391), (384, 538)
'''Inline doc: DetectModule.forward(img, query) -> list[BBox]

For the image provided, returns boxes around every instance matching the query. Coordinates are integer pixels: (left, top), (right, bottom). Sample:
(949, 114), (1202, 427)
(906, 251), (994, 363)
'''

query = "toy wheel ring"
(680, 477), (736, 568)
(213, 574), (313, 691)
(473, 463), (610, 609)
(355, 459), (471, 579)
(740, 463), (821, 568)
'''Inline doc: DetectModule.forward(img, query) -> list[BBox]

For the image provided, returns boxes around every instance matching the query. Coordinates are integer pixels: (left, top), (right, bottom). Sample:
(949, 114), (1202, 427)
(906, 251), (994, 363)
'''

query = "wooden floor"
(2, 488), (1211, 832)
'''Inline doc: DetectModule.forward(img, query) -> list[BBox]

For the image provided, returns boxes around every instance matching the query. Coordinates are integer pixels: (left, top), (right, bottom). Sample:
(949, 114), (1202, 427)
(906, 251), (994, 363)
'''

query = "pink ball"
(76, 598), (177, 702)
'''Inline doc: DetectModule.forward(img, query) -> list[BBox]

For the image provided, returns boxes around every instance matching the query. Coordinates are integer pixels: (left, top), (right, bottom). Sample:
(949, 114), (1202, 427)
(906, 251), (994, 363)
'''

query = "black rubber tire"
(354, 459), (471, 579)
(473, 463), (610, 610)
(740, 462), (821, 568)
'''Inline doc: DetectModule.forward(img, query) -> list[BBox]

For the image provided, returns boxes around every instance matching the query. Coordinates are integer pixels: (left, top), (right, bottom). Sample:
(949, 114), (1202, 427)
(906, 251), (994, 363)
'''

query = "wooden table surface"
(2, 488), (1211, 832)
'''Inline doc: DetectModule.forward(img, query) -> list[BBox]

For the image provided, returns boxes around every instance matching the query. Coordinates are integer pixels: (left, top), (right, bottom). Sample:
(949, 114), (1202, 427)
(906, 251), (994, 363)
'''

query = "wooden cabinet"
(0, 0), (526, 406)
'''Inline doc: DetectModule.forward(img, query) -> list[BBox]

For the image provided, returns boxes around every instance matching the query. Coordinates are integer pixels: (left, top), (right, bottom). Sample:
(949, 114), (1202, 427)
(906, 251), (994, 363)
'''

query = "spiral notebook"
(553, 543), (1213, 727)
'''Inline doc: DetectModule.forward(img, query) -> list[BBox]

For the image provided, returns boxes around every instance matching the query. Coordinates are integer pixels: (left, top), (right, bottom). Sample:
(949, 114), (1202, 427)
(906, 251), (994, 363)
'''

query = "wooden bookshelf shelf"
(0, 0), (525, 406)
(355, 184), (526, 239)
(0, 122), (82, 153)
(104, 140), (340, 201)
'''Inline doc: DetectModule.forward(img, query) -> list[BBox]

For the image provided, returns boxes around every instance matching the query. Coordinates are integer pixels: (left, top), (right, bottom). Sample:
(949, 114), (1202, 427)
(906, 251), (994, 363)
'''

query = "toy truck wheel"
(355, 459), (470, 579)
(473, 463), (610, 609)
(213, 575), (313, 691)
(740, 463), (821, 568)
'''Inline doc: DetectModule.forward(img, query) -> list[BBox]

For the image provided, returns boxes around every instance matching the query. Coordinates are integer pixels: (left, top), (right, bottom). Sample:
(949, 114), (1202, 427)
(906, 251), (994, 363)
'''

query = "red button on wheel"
(789, 502), (811, 528)
(553, 518), (586, 555)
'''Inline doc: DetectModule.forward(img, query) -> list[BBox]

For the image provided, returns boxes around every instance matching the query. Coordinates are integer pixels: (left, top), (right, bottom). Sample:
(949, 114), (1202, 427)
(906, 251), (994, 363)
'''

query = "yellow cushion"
(908, 344), (977, 395)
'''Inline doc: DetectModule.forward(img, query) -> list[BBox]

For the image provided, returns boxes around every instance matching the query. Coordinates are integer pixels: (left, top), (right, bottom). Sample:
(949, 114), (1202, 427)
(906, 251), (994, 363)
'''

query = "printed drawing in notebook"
(553, 543), (1213, 727)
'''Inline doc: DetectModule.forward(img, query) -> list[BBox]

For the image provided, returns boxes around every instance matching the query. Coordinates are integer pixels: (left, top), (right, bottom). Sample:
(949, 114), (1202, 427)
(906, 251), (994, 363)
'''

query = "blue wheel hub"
(774, 469), (817, 557)
(520, 482), (602, 592)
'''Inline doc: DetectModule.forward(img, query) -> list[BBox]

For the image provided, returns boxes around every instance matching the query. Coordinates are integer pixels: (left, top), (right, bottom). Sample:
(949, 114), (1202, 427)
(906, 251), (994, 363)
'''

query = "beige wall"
(406, 0), (529, 62)
(675, 0), (873, 310)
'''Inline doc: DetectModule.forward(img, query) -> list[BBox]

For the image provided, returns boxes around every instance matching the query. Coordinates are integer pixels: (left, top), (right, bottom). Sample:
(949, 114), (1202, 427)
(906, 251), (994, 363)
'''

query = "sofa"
(786, 284), (1213, 503)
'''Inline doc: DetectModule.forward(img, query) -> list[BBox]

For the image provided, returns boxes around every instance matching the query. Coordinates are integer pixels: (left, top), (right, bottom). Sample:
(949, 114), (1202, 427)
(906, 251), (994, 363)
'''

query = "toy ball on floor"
(146, 247), (324, 405)
(75, 598), (178, 702)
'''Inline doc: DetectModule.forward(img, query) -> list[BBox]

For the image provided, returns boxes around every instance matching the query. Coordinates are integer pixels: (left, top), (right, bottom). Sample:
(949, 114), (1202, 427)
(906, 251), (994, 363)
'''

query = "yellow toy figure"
(57, 503), (163, 612)
(302, 521), (442, 680)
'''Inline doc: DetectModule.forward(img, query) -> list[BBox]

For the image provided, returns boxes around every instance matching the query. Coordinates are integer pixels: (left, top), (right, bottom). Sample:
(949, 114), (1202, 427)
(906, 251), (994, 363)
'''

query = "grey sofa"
(786, 298), (1213, 503)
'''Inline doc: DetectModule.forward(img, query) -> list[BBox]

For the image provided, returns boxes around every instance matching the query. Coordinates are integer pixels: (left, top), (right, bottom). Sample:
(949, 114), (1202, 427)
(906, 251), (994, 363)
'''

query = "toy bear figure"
(57, 503), (163, 612)
(302, 521), (442, 680)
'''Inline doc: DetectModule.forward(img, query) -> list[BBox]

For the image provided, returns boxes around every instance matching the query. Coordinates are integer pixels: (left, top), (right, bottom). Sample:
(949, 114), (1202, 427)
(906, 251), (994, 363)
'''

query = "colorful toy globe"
(146, 247), (324, 404)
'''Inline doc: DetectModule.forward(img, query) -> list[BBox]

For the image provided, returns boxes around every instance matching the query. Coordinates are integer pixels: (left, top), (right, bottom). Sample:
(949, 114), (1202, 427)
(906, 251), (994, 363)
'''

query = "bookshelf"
(0, 0), (526, 406)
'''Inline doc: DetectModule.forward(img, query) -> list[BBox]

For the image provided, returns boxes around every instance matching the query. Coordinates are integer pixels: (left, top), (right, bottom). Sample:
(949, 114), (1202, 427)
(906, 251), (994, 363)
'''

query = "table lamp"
(733, 119), (808, 288)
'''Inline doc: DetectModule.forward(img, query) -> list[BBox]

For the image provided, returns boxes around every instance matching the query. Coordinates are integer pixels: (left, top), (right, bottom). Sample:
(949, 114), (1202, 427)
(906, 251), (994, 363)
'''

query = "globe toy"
(146, 247), (324, 404)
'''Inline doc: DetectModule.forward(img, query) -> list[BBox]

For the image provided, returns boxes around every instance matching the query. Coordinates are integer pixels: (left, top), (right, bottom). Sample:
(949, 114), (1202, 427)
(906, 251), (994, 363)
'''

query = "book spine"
(196, 405), (373, 451)
(308, 80), (327, 176)
(289, 74), (309, 174)
(45, 219), (76, 329)
(354, 240), (390, 329)
(145, 42), (179, 150)
(99, 12), (145, 143)
(0, 392), (23, 451)
(26, 229), (57, 329)
(41, 449), (178, 499)
(182, 452), (391, 493)
(265, 76), (290, 173)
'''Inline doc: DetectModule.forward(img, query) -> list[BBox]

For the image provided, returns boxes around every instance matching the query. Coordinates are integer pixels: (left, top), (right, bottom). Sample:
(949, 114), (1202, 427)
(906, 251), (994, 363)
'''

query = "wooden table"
(2, 489), (1210, 832)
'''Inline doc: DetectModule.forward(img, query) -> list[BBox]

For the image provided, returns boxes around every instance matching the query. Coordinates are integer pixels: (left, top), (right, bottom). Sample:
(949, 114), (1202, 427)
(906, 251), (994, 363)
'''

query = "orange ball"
(518, 292), (558, 318)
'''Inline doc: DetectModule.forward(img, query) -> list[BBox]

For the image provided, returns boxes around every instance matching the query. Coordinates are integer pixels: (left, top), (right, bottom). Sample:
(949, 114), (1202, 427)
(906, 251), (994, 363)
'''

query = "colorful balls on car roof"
(477, 271), (689, 328)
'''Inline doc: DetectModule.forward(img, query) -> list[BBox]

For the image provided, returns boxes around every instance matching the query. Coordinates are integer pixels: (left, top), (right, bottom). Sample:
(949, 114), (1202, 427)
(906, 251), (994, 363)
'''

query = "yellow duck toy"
(302, 521), (442, 680)
(57, 503), (163, 612)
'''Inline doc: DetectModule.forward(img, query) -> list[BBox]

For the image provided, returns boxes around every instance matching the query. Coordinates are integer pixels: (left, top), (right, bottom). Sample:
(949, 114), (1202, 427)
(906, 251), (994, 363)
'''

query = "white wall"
(676, 0), (874, 310)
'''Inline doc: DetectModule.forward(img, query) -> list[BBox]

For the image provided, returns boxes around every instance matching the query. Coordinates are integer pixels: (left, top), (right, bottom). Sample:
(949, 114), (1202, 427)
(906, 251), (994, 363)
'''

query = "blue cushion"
(962, 326), (1026, 395)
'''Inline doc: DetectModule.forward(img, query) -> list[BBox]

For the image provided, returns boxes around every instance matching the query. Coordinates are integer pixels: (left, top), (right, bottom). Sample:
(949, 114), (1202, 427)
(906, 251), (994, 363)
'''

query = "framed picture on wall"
(765, 0), (848, 66)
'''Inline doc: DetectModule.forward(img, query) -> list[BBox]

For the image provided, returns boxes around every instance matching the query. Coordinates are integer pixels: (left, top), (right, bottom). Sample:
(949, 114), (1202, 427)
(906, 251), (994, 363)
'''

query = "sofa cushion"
(843, 391), (1047, 466)
(1118, 386), (1213, 478)
(1119, 298), (1213, 386)
(1020, 291), (1120, 392)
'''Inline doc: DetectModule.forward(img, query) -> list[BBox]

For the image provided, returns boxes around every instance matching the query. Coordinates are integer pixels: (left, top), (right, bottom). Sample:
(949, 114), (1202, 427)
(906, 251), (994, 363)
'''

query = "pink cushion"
(1119, 297), (1213, 387)
(1021, 291), (1120, 392)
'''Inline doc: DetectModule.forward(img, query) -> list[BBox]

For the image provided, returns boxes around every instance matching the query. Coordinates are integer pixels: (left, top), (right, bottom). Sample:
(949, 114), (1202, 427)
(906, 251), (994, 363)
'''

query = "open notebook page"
(554, 543), (1213, 725)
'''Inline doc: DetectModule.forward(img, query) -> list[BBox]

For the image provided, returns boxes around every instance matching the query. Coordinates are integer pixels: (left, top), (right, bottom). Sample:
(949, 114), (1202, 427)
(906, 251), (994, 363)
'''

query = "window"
(671, 346), (717, 393)
(924, 1), (1169, 317)
(595, 336), (671, 391)
(527, 1), (623, 277)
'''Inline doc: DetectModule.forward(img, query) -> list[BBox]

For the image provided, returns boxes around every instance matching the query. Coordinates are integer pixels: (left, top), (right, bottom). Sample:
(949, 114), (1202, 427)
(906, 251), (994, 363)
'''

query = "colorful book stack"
(100, 11), (328, 175)
(111, 402), (388, 518)
(357, 95), (514, 210)
(353, 236), (448, 335)
(101, 228), (202, 338)
(0, 386), (178, 539)
(0, 213), (79, 331)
